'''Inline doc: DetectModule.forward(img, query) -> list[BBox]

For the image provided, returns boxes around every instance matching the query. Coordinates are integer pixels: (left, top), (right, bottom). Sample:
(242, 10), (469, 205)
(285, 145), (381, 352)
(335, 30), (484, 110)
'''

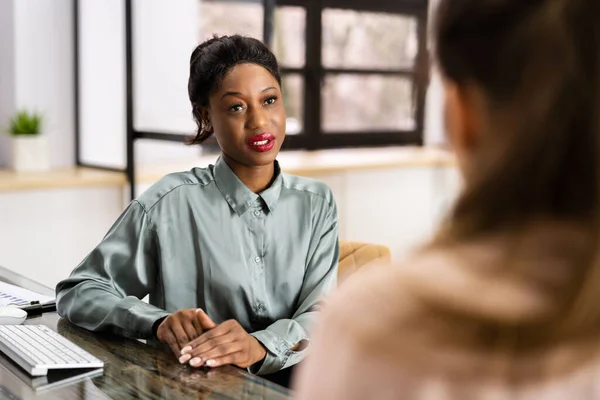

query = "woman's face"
(206, 63), (286, 168)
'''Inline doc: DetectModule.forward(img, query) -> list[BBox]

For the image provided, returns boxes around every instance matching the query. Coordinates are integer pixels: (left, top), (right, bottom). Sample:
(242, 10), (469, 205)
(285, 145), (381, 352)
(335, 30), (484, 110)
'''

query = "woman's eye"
(264, 96), (277, 105)
(229, 104), (244, 112)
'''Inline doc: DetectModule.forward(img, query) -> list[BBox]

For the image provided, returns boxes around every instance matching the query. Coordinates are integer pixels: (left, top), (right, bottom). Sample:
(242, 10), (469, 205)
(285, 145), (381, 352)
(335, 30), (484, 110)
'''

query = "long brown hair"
(432, 0), (600, 331)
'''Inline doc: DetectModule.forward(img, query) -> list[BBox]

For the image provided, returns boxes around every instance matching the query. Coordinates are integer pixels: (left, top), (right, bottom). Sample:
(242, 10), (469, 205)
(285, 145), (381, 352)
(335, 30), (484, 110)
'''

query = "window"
(199, 0), (263, 40)
(272, 0), (429, 149)
(194, 0), (429, 149)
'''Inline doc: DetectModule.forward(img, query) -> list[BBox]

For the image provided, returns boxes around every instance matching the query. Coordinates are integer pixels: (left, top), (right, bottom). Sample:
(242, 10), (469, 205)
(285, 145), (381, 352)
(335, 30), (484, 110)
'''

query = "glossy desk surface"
(0, 266), (291, 400)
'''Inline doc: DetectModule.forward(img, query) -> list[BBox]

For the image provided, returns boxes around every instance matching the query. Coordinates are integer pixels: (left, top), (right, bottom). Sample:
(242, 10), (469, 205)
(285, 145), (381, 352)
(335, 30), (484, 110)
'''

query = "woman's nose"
(246, 107), (268, 130)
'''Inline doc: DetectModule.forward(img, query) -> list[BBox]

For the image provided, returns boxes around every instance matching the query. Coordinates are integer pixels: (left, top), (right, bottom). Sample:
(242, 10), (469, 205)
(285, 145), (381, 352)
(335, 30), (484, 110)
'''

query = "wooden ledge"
(0, 147), (456, 192)
(0, 167), (126, 192)
(137, 146), (456, 183)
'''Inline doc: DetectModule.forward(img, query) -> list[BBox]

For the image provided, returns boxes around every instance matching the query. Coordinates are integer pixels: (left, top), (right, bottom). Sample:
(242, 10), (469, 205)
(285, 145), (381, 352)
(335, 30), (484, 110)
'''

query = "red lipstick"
(247, 133), (275, 153)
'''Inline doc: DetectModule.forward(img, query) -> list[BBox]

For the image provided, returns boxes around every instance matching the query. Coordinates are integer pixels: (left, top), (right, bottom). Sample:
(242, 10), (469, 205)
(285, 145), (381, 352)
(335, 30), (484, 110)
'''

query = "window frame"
(275, 0), (430, 150)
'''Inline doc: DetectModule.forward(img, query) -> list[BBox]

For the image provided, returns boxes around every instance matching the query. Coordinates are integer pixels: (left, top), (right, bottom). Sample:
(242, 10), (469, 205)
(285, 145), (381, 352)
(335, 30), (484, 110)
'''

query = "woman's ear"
(199, 107), (213, 133)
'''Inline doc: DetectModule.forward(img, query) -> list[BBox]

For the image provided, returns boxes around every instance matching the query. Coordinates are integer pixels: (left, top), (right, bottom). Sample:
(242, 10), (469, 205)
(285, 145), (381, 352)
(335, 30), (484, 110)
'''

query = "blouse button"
(254, 256), (261, 263)
(254, 210), (261, 217)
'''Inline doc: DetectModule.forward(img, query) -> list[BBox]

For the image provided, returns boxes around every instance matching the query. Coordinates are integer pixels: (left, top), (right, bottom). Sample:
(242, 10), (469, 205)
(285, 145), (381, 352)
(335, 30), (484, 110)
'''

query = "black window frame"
(275, 0), (429, 150)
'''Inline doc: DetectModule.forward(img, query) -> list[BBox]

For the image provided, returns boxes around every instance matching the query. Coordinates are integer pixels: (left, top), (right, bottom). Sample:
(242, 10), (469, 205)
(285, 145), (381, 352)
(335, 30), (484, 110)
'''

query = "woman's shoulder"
(136, 168), (215, 212)
(314, 248), (600, 398)
(319, 260), (420, 355)
(280, 173), (335, 207)
(320, 236), (586, 367)
(312, 254), (500, 394)
(325, 241), (565, 342)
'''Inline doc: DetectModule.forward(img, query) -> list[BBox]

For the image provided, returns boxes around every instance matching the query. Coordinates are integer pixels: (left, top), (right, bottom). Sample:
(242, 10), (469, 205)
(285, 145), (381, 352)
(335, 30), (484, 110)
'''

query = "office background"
(0, 0), (459, 288)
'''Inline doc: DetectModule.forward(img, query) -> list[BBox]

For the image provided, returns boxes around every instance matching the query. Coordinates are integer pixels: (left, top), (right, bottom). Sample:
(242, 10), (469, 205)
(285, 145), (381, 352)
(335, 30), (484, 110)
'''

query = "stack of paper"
(0, 281), (54, 307)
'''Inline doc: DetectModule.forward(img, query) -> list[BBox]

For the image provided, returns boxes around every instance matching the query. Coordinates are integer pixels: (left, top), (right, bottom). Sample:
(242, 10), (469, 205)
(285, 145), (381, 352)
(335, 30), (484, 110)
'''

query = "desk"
(0, 267), (291, 399)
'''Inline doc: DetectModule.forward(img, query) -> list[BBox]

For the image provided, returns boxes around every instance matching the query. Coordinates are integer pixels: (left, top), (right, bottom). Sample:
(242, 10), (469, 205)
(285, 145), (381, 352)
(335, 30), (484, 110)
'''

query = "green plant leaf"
(8, 110), (43, 136)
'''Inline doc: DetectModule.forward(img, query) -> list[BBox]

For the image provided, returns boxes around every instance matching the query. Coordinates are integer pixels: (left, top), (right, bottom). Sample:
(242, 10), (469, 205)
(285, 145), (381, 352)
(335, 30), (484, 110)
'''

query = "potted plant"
(7, 110), (50, 172)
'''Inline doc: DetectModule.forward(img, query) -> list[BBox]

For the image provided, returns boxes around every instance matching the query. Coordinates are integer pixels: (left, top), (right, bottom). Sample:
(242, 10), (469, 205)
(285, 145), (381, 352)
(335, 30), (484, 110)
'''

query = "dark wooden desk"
(0, 266), (291, 399)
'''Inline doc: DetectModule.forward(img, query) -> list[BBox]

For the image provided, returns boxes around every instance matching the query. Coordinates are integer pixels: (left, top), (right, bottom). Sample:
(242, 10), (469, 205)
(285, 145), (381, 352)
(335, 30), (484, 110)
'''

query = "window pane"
(282, 74), (304, 135)
(322, 9), (417, 70)
(273, 7), (306, 68)
(322, 75), (415, 132)
(199, 0), (263, 40)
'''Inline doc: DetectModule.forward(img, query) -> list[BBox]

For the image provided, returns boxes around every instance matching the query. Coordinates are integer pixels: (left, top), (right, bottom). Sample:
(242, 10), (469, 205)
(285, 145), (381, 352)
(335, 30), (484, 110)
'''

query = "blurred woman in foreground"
(295, 0), (600, 398)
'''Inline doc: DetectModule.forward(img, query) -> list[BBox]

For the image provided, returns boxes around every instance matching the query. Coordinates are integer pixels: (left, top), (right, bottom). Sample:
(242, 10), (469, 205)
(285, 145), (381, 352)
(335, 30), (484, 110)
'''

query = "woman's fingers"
(159, 328), (182, 357)
(182, 321), (230, 353)
(191, 314), (204, 335)
(156, 309), (220, 359)
(187, 341), (243, 367)
(202, 351), (246, 368)
(182, 321), (199, 342)
(177, 319), (264, 369)
(180, 332), (236, 365)
(196, 308), (217, 330)
(187, 331), (237, 358)
(170, 323), (190, 352)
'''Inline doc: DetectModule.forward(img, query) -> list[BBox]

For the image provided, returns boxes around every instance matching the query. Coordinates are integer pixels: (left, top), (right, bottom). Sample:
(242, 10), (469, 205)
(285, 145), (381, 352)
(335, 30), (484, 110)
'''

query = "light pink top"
(294, 225), (600, 399)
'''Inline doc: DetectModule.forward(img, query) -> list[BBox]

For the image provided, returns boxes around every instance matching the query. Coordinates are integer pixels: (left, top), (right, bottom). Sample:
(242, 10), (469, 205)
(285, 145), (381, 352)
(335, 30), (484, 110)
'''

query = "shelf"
(0, 167), (126, 192)
(137, 146), (456, 183)
(0, 147), (456, 192)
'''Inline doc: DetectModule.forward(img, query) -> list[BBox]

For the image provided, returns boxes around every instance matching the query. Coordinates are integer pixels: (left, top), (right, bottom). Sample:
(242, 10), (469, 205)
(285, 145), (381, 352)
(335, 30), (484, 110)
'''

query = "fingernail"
(206, 359), (215, 367)
(189, 357), (202, 367)
(181, 346), (192, 354)
(179, 354), (191, 364)
(196, 308), (203, 313)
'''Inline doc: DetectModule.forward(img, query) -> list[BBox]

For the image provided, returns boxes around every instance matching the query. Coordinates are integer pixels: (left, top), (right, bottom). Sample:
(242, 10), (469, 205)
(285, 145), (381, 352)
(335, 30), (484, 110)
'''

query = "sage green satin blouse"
(56, 157), (339, 375)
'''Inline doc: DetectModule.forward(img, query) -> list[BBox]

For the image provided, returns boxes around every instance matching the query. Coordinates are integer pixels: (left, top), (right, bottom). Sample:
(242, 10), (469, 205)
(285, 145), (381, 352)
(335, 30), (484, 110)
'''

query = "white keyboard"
(0, 325), (104, 376)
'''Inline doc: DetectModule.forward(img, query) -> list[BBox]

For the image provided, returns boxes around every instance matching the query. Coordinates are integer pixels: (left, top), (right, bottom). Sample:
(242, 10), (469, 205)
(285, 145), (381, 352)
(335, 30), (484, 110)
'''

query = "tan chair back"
(338, 241), (391, 284)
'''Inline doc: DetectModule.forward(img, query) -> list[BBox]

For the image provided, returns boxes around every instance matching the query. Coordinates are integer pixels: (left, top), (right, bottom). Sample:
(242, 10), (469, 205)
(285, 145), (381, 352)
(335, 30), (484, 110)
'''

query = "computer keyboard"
(0, 325), (104, 376)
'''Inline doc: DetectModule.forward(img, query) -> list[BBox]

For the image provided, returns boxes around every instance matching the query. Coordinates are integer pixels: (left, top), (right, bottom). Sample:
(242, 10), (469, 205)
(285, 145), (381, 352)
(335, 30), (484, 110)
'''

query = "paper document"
(0, 281), (54, 307)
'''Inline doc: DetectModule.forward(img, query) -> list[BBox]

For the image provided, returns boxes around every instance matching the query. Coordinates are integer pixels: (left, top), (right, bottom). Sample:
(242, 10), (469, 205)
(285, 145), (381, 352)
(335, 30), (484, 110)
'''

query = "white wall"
(78, 0), (127, 168)
(0, 0), (16, 168)
(334, 167), (459, 260)
(0, 187), (125, 288)
(0, 0), (202, 170)
(425, 71), (445, 145)
(0, 0), (75, 168)
(12, 0), (75, 167)
(133, 0), (204, 164)
(133, 0), (198, 136)
(77, 0), (205, 166)
(424, 0), (446, 147)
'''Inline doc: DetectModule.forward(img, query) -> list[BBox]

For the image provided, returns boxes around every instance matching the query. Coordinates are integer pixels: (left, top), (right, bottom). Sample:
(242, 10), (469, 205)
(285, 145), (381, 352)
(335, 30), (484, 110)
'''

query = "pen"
(18, 300), (57, 316)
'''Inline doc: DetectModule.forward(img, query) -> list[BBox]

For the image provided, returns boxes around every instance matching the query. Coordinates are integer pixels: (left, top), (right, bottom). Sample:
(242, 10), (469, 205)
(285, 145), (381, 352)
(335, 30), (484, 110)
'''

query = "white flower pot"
(10, 135), (50, 172)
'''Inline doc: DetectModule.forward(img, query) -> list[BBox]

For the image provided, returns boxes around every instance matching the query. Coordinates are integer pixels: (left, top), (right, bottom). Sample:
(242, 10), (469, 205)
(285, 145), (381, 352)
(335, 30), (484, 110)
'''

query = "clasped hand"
(156, 308), (266, 369)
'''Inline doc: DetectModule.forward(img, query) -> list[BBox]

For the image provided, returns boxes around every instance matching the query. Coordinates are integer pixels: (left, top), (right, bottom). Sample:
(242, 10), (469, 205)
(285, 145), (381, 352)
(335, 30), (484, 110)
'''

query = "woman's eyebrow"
(221, 91), (242, 100)
(220, 86), (277, 100)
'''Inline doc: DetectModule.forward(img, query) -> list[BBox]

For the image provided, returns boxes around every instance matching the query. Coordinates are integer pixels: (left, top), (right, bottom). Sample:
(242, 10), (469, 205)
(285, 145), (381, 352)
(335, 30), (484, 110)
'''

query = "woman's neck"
(222, 154), (275, 194)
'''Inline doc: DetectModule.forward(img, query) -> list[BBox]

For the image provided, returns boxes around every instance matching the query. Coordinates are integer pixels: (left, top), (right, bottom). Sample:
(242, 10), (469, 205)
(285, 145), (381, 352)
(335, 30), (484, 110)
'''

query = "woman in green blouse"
(55, 35), (339, 387)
